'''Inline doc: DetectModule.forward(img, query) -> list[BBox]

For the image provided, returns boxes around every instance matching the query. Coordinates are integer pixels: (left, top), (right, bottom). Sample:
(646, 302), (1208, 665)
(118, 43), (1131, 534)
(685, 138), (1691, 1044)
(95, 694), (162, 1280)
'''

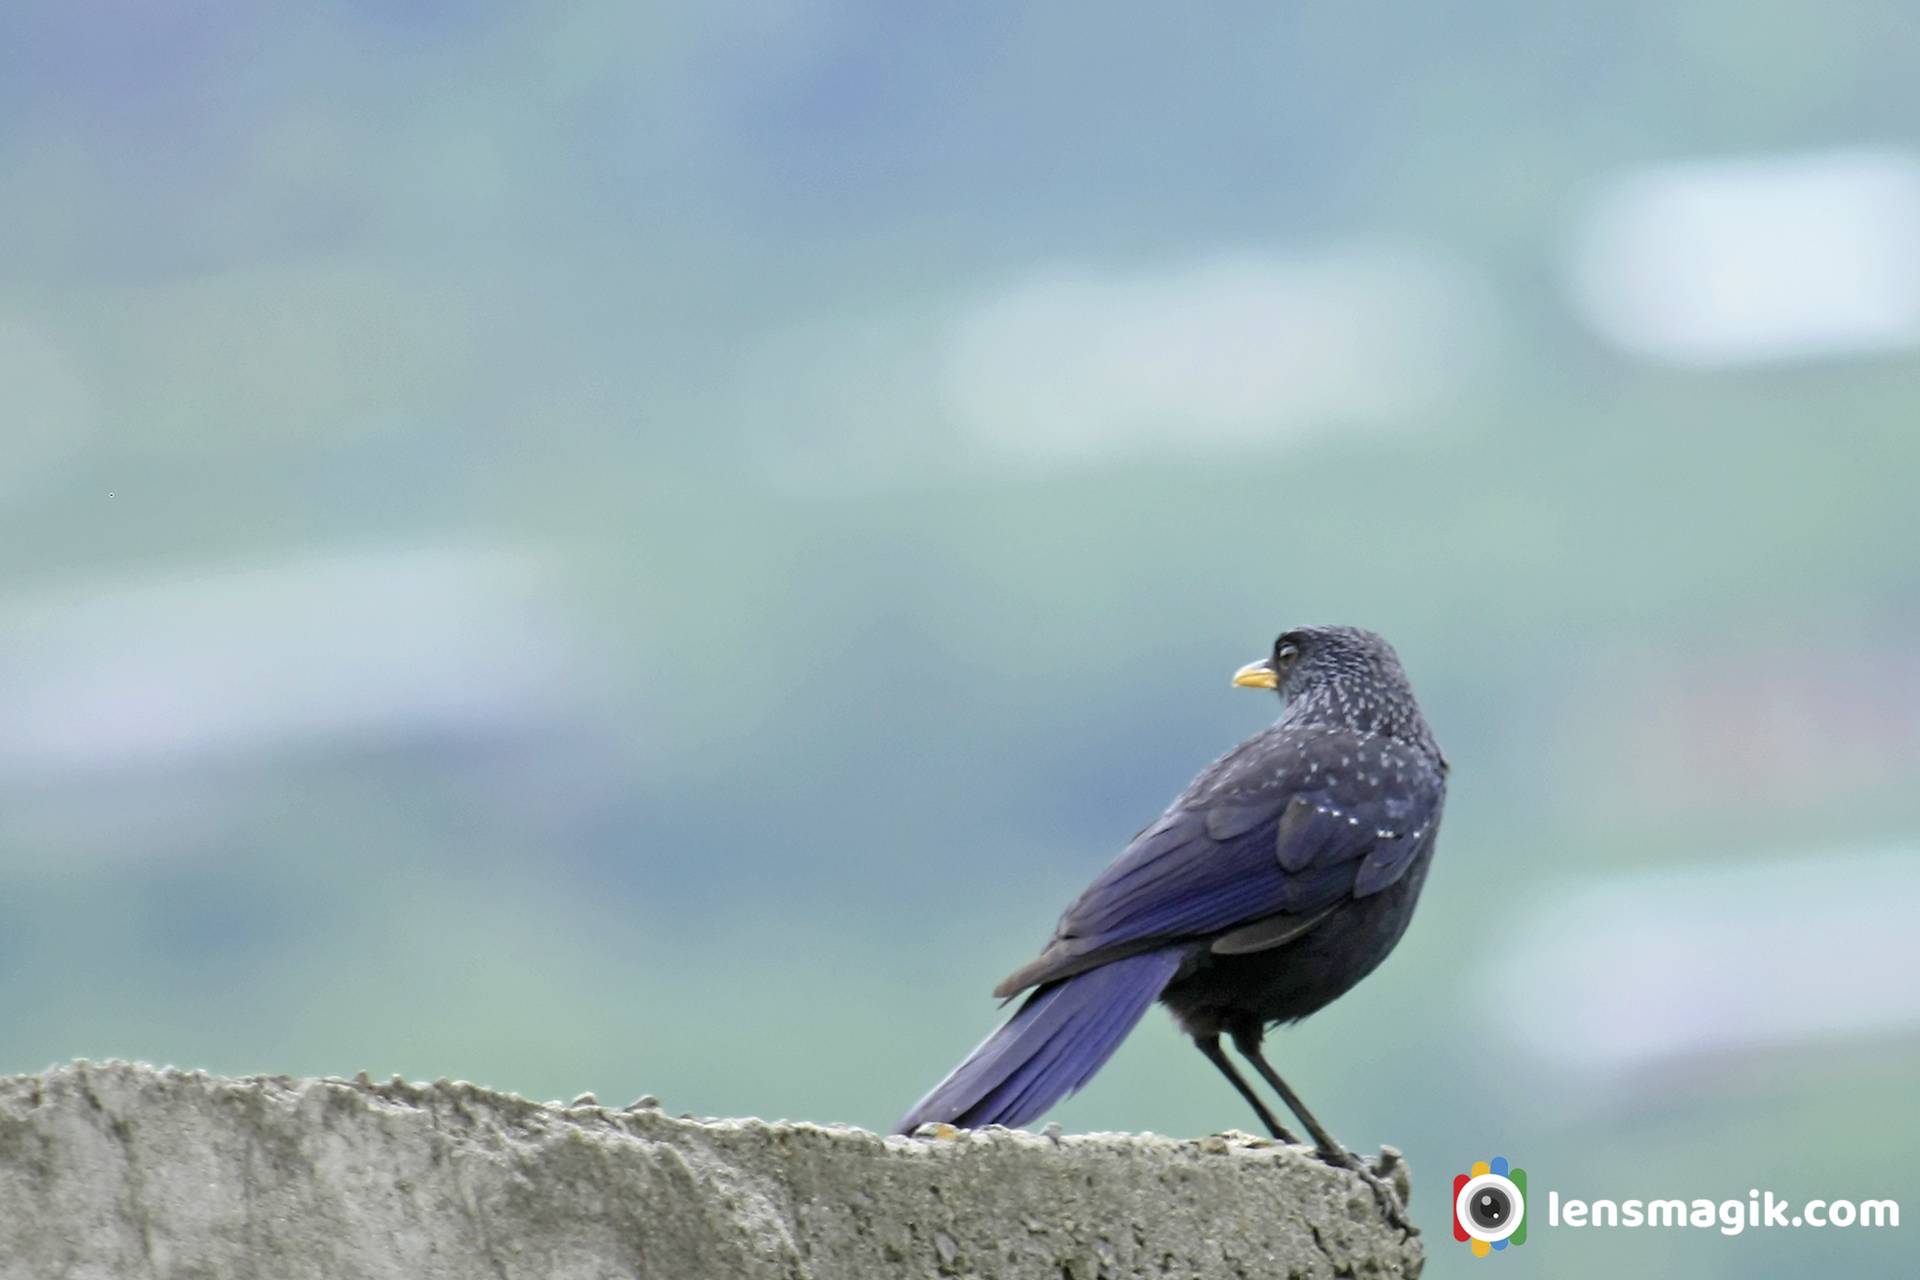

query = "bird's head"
(1232, 625), (1431, 741)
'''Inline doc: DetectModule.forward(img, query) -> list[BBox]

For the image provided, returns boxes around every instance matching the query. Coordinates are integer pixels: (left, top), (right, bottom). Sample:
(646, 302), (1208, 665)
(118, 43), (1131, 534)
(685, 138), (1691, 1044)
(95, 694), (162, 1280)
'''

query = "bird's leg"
(1230, 1030), (1417, 1236)
(1228, 1030), (1343, 1156)
(1193, 1035), (1298, 1144)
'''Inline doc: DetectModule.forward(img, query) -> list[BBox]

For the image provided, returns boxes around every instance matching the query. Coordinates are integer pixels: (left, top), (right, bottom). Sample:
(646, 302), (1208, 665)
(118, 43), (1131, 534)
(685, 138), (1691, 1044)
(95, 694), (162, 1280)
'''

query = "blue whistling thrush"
(896, 626), (1447, 1232)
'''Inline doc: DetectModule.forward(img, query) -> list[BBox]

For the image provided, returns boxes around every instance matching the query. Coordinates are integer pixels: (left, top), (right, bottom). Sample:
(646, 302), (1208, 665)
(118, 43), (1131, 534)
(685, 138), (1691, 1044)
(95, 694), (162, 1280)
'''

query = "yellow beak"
(1232, 659), (1278, 690)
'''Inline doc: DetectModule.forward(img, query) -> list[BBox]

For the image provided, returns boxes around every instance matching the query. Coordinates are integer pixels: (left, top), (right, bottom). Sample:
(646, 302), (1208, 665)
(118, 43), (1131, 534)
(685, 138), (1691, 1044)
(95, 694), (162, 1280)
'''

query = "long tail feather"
(894, 948), (1183, 1134)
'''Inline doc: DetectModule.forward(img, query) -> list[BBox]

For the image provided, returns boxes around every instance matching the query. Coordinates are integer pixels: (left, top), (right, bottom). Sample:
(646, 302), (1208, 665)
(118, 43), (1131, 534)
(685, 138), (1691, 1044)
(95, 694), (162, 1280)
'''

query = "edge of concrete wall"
(0, 1060), (1423, 1279)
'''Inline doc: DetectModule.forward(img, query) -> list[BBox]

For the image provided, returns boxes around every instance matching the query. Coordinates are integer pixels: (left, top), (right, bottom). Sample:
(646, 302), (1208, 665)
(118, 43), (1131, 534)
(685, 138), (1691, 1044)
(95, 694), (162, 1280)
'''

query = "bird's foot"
(1320, 1145), (1418, 1236)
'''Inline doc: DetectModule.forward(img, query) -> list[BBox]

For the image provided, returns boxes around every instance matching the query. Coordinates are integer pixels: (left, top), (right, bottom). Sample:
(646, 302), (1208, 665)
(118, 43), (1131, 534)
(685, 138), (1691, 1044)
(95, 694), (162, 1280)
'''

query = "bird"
(895, 625), (1446, 1228)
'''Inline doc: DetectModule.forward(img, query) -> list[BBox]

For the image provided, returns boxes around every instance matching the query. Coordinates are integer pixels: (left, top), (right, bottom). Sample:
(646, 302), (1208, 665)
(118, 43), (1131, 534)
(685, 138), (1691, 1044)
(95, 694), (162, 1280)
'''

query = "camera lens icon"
(1459, 1174), (1521, 1238)
(1451, 1157), (1528, 1256)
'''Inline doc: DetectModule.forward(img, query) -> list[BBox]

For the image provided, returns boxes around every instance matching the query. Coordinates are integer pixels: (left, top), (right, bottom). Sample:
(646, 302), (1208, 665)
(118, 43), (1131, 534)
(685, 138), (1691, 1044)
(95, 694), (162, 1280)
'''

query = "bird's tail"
(894, 948), (1185, 1134)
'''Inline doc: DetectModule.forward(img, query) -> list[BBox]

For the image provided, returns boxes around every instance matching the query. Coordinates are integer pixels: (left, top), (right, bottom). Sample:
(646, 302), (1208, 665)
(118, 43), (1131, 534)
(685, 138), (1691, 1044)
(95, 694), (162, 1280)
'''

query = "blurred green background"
(3, 5), (1916, 1275)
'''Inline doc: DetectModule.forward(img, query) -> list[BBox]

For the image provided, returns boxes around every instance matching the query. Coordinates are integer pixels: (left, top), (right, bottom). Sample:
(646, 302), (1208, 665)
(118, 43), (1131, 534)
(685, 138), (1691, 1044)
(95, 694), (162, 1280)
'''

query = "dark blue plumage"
(896, 626), (1446, 1222)
(896, 949), (1184, 1132)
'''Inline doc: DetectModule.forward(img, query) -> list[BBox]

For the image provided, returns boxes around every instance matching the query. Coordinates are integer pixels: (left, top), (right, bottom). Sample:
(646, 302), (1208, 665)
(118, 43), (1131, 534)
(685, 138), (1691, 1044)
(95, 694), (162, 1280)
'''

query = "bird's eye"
(1276, 641), (1300, 665)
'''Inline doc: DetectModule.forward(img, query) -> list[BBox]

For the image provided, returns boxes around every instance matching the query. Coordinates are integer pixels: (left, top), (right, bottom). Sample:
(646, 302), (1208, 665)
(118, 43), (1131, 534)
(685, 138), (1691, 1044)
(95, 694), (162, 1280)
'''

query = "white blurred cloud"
(1567, 147), (1920, 366)
(0, 544), (578, 778)
(740, 243), (1492, 492)
(1494, 848), (1920, 1077)
(940, 246), (1491, 465)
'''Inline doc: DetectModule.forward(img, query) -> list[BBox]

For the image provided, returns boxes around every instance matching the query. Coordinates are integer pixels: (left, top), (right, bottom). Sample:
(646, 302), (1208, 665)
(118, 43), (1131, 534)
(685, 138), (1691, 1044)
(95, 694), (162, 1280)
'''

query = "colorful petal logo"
(1453, 1156), (1528, 1256)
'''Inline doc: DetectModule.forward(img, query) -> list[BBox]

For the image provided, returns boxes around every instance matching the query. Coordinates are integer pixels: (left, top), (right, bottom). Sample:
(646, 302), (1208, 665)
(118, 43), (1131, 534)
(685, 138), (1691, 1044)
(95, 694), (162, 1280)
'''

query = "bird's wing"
(993, 726), (1442, 998)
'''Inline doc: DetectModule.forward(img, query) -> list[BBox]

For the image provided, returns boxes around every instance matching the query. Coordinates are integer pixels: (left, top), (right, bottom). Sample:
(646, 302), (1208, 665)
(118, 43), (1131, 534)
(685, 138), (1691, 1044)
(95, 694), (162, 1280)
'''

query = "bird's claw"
(1321, 1147), (1419, 1236)
(1361, 1166), (1418, 1237)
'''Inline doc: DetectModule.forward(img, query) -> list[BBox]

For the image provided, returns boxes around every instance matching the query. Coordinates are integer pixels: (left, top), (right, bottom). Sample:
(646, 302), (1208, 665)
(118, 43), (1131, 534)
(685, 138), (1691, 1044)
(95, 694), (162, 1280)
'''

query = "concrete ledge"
(0, 1061), (1422, 1279)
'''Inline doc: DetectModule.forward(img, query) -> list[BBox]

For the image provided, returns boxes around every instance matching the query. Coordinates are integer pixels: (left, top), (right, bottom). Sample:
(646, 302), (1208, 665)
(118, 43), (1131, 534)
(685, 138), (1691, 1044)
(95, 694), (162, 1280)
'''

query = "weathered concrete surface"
(0, 1061), (1422, 1280)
